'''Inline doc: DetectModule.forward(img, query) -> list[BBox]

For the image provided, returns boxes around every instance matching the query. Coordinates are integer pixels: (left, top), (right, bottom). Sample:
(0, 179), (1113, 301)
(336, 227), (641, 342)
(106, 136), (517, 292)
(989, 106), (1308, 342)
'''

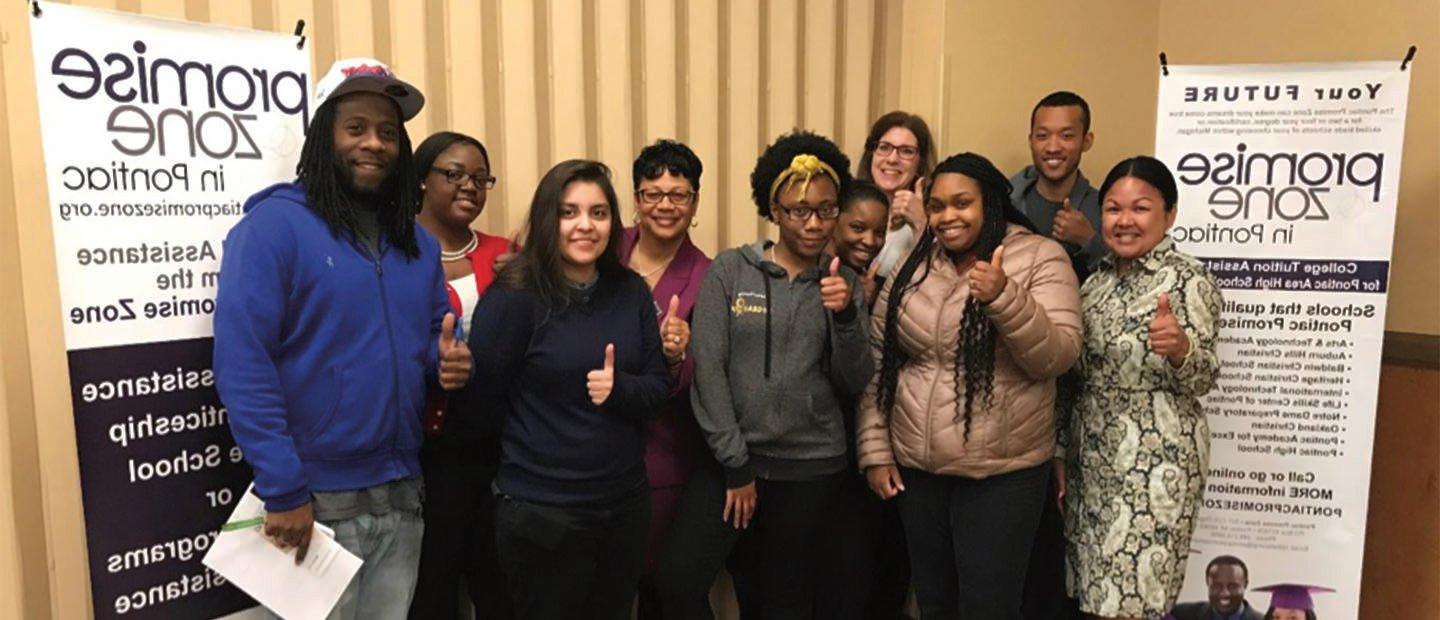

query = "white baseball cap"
(312, 57), (424, 123)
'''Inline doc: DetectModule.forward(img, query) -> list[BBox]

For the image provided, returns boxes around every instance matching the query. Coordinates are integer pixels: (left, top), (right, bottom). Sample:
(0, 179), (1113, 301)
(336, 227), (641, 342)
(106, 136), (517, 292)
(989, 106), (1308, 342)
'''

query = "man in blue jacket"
(214, 57), (471, 618)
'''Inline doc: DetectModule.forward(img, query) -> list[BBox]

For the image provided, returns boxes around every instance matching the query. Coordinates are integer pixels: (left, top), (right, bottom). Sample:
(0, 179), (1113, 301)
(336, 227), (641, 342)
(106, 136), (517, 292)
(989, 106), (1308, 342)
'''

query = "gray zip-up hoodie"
(1009, 165), (1107, 274)
(690, 241), (874, 487)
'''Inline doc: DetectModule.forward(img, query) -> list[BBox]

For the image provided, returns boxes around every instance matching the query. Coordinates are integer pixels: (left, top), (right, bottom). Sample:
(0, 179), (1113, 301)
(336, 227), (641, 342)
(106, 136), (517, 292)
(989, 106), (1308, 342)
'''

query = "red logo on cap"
(341, 64), (391, 78)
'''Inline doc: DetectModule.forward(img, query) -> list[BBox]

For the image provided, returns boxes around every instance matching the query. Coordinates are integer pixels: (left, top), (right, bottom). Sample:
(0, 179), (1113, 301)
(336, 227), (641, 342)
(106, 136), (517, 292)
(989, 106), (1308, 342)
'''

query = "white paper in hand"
(203, 486), (362, 620)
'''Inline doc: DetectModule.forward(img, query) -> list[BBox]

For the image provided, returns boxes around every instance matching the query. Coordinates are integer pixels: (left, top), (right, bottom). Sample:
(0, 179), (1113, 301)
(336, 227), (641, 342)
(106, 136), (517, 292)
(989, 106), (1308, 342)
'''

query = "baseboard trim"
(1383, 331), (1440, 369)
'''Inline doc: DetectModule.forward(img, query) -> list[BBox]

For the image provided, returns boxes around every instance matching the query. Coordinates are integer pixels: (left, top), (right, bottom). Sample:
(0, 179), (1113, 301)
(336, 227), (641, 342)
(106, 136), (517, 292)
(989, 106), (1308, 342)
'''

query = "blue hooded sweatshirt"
(214, 182), (449, 511)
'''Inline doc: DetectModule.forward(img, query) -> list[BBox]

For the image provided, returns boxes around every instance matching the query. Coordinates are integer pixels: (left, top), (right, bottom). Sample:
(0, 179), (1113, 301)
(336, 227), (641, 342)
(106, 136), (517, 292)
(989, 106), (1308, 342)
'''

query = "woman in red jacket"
(409, 131), (513, 619)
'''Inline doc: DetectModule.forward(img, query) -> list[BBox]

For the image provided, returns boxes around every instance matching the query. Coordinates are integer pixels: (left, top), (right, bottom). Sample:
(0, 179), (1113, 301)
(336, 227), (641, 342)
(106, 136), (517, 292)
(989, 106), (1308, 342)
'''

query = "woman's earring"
(691, 218), (700, 229)
(420, 183), (427, 192)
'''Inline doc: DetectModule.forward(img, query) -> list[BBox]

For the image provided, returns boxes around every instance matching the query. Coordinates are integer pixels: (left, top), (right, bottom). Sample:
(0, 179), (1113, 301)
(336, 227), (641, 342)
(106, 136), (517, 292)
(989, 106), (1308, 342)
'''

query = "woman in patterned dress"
(1059, 155), (1223, 619)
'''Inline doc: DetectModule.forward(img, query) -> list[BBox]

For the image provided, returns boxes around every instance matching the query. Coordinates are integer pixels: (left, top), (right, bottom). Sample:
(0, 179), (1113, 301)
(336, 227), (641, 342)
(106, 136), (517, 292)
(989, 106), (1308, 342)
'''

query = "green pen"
(221, 516), (264, 532)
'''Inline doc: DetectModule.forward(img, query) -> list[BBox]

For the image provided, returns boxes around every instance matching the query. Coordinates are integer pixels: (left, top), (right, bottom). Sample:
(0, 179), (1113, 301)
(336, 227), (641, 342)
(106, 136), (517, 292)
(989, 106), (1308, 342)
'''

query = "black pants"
(655, 467), (845, 620)
(897, 464), (1049, 620)
(1020, 466), (1083, 620)
(409, 441), (512, 619)
(494, 487), (650, 620)
(811, 471), (911, 620)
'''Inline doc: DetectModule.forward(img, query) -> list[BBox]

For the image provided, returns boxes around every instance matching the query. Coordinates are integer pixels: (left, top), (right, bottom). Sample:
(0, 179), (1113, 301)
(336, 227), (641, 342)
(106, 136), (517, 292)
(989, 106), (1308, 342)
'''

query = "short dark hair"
(498, 159), (627, 310)
(1098, 155), (1179, 211)
(1030, 91), (1091, 133)
(633, 139), (703, 191)
(413, 131), (490, 186)
(1206, 555), (1249, 582)
(841, 179), (890, 213)
(857, 111), (937, 184)
(749, 131), (852, 217)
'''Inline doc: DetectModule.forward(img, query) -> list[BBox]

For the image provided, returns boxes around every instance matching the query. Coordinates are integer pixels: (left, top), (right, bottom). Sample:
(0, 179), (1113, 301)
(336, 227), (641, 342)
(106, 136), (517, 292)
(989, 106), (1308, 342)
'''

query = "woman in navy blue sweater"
(463, 159), (672, 619)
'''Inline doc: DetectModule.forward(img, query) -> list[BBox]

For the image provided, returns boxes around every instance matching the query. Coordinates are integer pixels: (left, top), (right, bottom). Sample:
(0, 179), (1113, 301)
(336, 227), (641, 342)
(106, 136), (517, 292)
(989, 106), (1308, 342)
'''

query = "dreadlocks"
(875, 152), (1034, 440)
(296, 100), (422, 258)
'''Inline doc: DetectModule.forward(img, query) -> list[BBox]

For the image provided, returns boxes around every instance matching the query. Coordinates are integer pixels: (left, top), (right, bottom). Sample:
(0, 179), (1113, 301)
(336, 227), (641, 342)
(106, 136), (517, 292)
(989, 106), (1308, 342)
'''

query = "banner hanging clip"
(294, 19), (306, 49)
(1159, 51), (1169, 77)
(1400, 45), (1417, 71)
(30, 0), (41, 17)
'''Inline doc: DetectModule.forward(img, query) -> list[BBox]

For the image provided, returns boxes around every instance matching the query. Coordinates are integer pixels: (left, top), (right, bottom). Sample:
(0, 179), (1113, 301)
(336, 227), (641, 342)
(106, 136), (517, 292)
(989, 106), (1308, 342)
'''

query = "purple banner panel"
(68, 337), (255, 619)
(1201, 257), (1389, 294)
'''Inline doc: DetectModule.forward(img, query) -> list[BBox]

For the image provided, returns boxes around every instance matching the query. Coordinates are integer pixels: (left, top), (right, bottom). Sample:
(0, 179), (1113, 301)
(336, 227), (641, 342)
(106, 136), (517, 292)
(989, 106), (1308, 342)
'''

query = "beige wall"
(0, 0), (1435, 617)
(0, 1), (85, 617)
(0, 345), (33, 620)
(934, 0), (1161, 204)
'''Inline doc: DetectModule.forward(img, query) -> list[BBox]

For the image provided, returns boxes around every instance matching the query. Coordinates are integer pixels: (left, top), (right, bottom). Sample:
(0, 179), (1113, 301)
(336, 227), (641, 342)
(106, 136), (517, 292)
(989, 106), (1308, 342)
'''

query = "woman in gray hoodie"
(654, 131), (874, 619)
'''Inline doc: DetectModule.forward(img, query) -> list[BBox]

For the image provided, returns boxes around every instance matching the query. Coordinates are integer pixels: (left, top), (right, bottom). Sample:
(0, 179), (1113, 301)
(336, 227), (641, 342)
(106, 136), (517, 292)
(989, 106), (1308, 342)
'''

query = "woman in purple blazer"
(619, 140), (713, 619)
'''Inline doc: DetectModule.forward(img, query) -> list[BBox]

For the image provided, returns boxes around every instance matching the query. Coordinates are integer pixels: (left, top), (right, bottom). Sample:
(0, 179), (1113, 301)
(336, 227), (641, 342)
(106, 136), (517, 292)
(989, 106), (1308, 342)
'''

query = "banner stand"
(28, 2), (308, 617)
(1156, 59), (1412, 618)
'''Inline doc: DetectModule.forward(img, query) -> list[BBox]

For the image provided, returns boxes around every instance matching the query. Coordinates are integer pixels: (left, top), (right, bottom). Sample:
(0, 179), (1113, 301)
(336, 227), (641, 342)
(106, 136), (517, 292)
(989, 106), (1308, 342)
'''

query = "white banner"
(29, 2), (307, 617)
(32, 0), (308, 351)
(1156, 61), (1411, 618)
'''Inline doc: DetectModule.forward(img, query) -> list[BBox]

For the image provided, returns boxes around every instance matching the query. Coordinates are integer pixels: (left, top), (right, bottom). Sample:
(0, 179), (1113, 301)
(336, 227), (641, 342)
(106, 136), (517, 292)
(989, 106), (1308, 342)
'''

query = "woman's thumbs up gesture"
(1149, 293), (1190, 367)
(968, 245), (1007, 304)
(438, 313), (472, 390)
(820, 257), (852, 312)
(587, 344), (616, 405)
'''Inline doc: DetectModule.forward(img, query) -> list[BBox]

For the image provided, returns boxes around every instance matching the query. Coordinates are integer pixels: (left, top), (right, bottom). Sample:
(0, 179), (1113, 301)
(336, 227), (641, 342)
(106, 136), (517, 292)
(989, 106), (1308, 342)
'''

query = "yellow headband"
(769, 154), (841, 205)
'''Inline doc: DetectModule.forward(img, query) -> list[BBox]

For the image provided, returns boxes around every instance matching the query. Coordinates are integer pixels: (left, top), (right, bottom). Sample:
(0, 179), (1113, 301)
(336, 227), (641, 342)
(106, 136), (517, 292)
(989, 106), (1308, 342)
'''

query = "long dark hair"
(296, 99), (421, 258)
(856, 111), (937, 187)
(875, 152), (1034, 439)
(498, 159), (627, 310)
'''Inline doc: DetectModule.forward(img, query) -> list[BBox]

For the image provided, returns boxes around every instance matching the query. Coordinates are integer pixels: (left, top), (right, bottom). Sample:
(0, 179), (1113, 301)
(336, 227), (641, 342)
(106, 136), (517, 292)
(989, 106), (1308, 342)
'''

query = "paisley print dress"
(1060, 236), (1223, 617)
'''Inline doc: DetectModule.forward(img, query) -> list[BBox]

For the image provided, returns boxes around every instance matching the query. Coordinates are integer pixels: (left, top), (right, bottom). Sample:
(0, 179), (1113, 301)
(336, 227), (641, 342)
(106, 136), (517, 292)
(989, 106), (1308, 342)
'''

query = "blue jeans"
(264, 509), (425, 620)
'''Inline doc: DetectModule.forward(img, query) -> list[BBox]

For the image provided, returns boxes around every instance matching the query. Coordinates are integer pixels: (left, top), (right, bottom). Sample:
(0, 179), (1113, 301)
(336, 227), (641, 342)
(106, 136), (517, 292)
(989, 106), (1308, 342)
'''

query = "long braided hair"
(875, 152), (1034, 439)
(296, 99), (421, 258)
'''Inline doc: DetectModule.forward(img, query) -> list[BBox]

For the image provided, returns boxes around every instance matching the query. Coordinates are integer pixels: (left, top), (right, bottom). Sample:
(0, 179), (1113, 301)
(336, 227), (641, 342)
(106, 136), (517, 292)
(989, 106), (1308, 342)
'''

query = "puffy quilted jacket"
(856, 224), (1082, 478)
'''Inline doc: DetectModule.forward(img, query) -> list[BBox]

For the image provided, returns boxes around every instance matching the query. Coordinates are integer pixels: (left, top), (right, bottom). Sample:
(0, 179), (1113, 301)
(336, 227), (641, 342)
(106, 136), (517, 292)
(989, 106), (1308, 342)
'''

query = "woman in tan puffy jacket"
(856, 152), (1083, 619)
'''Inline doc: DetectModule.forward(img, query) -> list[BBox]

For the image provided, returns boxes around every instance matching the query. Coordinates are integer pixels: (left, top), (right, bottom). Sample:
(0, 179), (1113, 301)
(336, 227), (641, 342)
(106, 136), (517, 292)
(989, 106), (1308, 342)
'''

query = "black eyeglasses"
(873, 141), (919, 160)
(636, 188), (696, 206)
(774, 203), (841, 222)
(431, 167), (497, 189)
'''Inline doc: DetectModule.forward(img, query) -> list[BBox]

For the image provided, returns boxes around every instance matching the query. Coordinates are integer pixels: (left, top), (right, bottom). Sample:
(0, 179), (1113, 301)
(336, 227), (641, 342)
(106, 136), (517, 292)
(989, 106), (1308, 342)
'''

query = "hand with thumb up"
(1051, 197), (1095, 247)
(820, 257), (852, 312)
(661, 295), (690, 365)
(438, 312), (473, 390)
(587, 344), (616, 405)
(968, 245), (1007, 304)
(889, 176), (926, 231)
(1149, 292), (1190, 367)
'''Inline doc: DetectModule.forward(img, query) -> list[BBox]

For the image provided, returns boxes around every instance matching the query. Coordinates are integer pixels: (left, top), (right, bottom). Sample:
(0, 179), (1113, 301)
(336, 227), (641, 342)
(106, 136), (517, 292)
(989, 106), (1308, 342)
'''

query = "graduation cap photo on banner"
(1253, 583), (1335, 619)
